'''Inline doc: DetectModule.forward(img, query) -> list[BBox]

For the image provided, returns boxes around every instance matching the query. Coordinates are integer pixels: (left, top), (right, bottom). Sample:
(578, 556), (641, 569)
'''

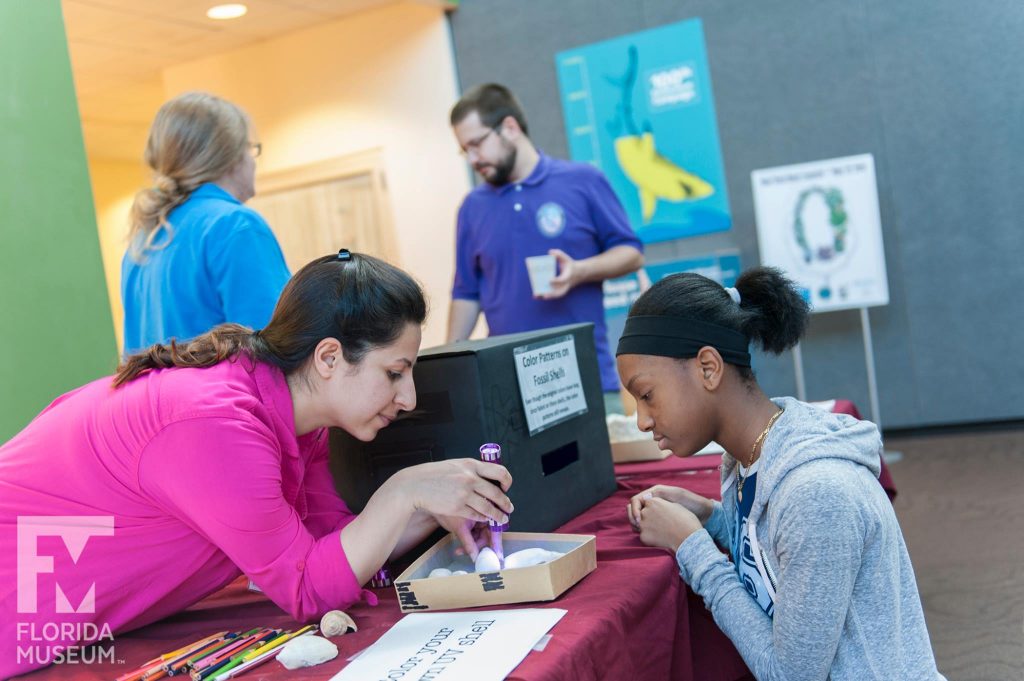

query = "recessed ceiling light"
(207, 4), (248, 20)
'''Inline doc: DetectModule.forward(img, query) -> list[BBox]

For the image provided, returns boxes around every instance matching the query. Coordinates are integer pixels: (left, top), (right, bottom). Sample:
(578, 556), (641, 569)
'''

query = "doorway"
(249, 148), (397, 271)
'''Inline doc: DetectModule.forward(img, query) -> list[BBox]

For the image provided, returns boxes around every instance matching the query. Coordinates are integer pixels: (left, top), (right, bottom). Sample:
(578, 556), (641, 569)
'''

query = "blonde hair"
(128, 92), (250, 260)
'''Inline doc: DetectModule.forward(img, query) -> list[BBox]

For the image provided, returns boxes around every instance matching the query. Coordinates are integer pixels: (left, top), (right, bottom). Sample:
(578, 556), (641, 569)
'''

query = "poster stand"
(791, 307), (900, 461)
(792, 307), (880, 427)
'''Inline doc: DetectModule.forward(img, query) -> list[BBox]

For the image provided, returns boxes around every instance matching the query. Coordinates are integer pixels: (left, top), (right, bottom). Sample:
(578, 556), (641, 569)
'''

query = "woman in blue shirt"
(121, 91), (290, 354)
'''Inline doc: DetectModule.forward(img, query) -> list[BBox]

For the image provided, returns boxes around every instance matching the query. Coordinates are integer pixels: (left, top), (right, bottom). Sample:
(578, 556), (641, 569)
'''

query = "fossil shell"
(504, 548), (563, 569)
(475, 546), (501, 573)
(277, 635), (338, 669)
(319, 610), (357, 637)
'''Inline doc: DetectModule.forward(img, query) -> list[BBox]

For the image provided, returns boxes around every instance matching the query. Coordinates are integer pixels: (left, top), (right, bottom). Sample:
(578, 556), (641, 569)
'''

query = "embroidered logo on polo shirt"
(536, 202), (566, 238)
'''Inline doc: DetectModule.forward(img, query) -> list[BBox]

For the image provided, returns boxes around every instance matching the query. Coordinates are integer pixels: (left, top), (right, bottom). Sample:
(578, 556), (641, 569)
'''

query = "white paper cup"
(525, 254), (557, 296)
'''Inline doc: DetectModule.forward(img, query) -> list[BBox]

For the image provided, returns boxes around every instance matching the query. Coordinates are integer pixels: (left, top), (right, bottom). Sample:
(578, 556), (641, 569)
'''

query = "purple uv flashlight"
(370, 567), (392, 588)
(479, 442), (508, 567)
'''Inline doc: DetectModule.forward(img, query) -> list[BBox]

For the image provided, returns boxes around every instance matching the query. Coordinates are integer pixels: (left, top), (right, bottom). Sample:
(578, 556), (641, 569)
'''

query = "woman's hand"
(395, 459), (513, 525)
(627, 485), (713, 530)
(635, 497), (703, 552)
(349, 460), (512, 580)
(436, 515), (499, 561)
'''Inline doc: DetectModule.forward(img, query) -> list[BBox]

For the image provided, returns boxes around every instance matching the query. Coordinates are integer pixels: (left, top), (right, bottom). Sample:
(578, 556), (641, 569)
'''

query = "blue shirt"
(452, 155), (642, 391)
(733, 461), (775, 617)
(121, 183), (291, 354)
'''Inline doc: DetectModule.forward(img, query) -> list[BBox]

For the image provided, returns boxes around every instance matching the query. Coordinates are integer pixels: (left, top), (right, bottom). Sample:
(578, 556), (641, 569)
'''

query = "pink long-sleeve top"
(0, 357), (375, 678)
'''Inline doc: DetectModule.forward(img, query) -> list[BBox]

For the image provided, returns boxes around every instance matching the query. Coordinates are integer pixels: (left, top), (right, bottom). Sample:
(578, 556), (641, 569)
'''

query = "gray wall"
(448, 0), (1024, 430)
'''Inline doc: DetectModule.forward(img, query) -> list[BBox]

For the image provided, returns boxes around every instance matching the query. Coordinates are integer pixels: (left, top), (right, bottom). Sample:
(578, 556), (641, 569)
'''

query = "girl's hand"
(635, 497), (703, 552)
(628, 485), (713, 530)
(395, 459), (513, 525)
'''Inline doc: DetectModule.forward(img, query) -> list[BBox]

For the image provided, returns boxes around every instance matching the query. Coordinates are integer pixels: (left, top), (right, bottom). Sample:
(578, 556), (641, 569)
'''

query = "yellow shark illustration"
(614, 132), (714, 222)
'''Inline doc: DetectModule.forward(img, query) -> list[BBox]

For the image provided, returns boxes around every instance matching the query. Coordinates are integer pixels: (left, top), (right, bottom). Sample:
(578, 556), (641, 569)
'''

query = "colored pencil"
(190, 631), (267, 671)
(212, 629), (317, 681)
(165, 637), (231, 675)
(192, 631), (279, 680)
(118, 632), (229, 681)
(240, 625), (314, 661)
(192, 629), (279, 672)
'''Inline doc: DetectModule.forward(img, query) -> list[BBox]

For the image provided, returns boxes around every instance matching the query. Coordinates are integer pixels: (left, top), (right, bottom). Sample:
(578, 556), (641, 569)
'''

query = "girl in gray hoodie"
(618, 267), (944, 681)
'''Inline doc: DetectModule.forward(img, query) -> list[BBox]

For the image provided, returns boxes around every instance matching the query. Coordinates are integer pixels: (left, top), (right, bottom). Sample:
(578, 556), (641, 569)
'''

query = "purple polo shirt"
(452, 154), (642, 391)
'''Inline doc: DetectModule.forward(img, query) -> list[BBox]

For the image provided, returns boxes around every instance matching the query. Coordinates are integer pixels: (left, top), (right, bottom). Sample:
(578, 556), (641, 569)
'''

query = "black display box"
(328, 323), (616, 532)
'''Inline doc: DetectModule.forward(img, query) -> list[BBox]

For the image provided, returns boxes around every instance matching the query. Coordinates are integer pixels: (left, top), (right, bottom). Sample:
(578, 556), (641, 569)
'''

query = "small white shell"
(474, 546), (501, 573)
(452, 570), (468, 575)
(428, 568), (453, 578)
(277, 635), (338, 670)
(319, 610), (357, 637)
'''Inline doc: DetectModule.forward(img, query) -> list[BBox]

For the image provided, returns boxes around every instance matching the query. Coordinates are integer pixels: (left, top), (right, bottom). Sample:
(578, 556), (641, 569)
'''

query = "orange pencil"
(192, 630), (276, 671)
(117, 631), (230, 681)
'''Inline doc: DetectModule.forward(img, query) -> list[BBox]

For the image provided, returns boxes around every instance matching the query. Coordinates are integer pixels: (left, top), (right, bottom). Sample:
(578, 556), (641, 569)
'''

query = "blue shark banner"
(556, 19), (731, 243)
(603, 251), (741, 354)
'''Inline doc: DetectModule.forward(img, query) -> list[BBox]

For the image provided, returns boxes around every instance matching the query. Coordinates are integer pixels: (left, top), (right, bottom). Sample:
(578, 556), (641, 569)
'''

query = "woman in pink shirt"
(0, 250), (512, 678)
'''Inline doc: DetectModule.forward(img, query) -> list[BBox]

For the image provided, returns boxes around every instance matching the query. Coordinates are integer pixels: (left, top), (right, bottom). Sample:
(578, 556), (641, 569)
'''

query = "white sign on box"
(330, 608), (566, 681)
(513, 335), (588, 435)
(750, 153), (889, 313)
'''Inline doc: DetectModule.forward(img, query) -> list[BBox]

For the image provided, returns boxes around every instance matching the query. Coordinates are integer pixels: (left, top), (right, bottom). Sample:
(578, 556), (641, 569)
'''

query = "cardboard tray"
(610, 437), (672, 463)
(393, 532), (596, 613)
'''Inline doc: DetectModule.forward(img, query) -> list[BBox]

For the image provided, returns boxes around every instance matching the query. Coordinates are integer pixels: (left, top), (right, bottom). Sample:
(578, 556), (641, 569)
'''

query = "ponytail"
(113, 324), (254, 387)
(733, 267), (810, 354)
(127, 92), (250, 261)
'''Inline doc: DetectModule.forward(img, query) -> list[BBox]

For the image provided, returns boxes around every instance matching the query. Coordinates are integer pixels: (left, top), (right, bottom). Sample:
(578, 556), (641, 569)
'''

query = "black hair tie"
(337, 248), (352, 261)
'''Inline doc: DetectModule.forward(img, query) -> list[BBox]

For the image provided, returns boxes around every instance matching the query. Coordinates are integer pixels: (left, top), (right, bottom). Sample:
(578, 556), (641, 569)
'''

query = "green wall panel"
(0, 0), (117, 441)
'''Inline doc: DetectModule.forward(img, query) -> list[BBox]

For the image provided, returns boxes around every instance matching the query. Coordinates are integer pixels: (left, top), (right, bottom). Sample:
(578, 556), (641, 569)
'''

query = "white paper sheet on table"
(809, 399), (836, 412)
(330, 608), (566, 681)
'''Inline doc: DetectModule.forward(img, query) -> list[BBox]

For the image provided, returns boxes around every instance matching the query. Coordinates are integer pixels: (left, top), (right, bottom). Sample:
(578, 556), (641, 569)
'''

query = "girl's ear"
(696, 346), (724, 391)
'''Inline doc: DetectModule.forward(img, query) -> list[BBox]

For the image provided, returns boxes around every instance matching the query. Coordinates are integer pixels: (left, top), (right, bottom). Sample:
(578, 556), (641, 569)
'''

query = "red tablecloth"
(23, 399), (891, 681)
(23, 469), (751, 681)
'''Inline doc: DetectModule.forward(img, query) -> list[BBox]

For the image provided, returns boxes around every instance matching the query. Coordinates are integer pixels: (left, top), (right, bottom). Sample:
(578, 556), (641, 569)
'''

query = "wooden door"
(249, 149), (397, 272)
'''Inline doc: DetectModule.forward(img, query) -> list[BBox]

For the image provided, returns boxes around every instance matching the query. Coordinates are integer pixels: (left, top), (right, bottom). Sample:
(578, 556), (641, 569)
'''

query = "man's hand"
(536, 248), (581, 299)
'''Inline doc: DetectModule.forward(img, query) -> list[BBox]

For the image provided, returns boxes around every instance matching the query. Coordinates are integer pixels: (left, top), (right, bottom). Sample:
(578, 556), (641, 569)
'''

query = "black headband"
(616, 315), (752, 367)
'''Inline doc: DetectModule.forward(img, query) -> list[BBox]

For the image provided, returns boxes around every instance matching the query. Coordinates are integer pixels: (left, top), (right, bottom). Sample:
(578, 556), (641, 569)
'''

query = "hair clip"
(337, 248), (352, 262)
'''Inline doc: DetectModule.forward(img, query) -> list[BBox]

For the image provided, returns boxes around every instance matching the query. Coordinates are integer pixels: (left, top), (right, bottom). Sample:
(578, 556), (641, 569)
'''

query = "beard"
(479, 141), (517, 187)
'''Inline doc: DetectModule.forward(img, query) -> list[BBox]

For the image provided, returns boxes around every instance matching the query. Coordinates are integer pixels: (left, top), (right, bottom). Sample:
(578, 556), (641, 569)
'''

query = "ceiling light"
(207, 4), (248, 20)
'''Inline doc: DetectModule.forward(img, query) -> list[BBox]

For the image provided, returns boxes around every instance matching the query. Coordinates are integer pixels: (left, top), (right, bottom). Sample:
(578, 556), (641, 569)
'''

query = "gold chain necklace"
(737, 408), (784, 503)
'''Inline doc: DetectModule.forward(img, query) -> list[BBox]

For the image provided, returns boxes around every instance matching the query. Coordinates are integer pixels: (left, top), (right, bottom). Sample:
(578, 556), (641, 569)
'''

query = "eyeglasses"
(459, 127), (499, 156)
(249, 142), (262, 158)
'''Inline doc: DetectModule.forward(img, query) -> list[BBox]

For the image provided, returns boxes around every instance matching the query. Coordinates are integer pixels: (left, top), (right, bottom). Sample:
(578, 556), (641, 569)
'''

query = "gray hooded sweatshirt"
(676, 397), (944, 681)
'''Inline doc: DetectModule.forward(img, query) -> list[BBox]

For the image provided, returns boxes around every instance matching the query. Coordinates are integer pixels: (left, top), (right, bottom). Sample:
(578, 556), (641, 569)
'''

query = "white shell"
(504, 548), (564, 569)
(428, 568), (453, 578)
(452, 570), (468, 575)
(277, 635), (338, 670)
(474, 546), (501, 573)
(319, 610), (357, 637)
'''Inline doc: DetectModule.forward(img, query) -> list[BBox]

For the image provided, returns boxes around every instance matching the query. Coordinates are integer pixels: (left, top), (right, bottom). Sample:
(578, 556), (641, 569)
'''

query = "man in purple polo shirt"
(447, 83), (644, 412)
